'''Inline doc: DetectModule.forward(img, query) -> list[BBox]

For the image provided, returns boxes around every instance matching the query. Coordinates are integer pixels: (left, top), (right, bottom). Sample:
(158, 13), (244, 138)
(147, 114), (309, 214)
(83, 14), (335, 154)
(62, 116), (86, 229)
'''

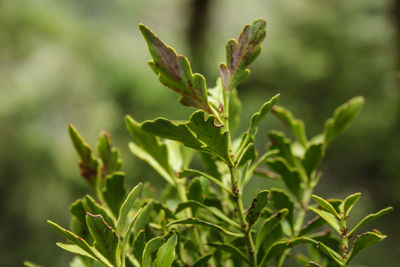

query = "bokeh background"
(1, 0), (399, 266)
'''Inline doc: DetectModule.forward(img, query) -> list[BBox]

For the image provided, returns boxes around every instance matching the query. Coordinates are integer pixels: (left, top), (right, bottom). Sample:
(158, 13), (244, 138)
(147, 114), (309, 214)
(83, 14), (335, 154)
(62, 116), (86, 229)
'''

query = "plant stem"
(230, 167), (257, 267)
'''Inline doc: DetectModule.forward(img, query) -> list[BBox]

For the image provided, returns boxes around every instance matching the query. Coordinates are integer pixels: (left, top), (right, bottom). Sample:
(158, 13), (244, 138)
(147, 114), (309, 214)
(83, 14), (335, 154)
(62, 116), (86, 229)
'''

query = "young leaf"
(208, 243), (249, 263)
(167, 218), (244, 237)
(308, 207), (340, 234)
(265, 158), (302, 201)
(153, 234), (178, 267)
(68, 125), (99, 186)
(271, 106), (308, 146)
(302, 143), (324, 178)
(85, 213), (119, 266)
(69, 199), (92, 243)
(103, 172), (126, 218)
(56, 243), (97, 261)
(142, 237), (164, 267)
(192, 254), (212, 267)
(255, 209), (288, 251)
(346, 231), (387, 263)
(348, 206), (393, 236)
(117, 182), (143, 237)
(248, 94), (280, 136)
(246, 190), (269, 226)
(339, 192), (361, 218)
(133, 202), (154, 233)
(97, 131), (122, 177)
(219, 18), (267, 90)
(139, 24), (212, 113)
(324, 96), (364, 145)
(132, 230), (146, 263)
(187, 111), (233, 165)
(269, 189), (295, 229)
(126, 116), (175, 185)
(47, 220), (111, 266)
(312, 195), (340, 219)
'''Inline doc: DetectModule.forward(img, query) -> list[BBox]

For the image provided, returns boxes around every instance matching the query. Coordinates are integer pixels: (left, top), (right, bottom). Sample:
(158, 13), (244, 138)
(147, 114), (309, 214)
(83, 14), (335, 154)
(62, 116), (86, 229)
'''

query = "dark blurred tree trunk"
(186, 0), (211, 74)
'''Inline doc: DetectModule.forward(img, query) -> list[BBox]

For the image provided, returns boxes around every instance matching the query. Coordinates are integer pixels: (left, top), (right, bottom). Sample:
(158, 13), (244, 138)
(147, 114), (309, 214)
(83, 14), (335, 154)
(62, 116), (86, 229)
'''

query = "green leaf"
(86, 213), (119, 265)
(139, 24), (212, 113)
(219, 18), (267, 90)
(179, 169), (230, 193)
(346, 231), (387, 263)
(255, 209), (288, 251)
(167, 218), (244, 237)
(187, 177), (203, 203)
(117, 182), (143, 237)
(299, 216), (326, 236)
(56, 243), (97, 261)
(208, 243), (249, 263)
(133, 202), (154, 233)
(68, 125), (99, 186)
(309, 207), (340, 234)
(271, 106), (308, 146)
(132, 230), (146, 263)
(324, 96), (364, 145)
(126, 116), (175, 185)
(142, 237), (164, 267)
(103, 172), (126, 218)
(268, 131), (296, 166)
(237, 142), (257, 167)
(142, 118), (204, 151)
(248, 94), (280, 136)
(229, 88), (242, 134)
(82, 195), (116, 229)
(339, 193), (361, 218)
(69, 199), (92, 243)
(47, 220), (111, 266)
(258, 238), (309, 266)
(265, 158), (302, 201)
(246, 190), (269, 226)
(312, 195), (340, 219)
(348, 207), (393, 236)
(187, 111), (233, 166)
(269, 189), (295, 230)
(153, 234), (178, 267)
(192, 254), (212, 267)
(24, 261), (43, 267)
(302, 143), (324, 178)
(96, 131), (122, 177)
(174, 200), (240, 229)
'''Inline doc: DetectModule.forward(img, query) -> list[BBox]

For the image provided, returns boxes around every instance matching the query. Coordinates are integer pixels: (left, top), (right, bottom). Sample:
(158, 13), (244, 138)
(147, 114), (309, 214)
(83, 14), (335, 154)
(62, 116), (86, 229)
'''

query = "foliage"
(37, 19), (392, 267)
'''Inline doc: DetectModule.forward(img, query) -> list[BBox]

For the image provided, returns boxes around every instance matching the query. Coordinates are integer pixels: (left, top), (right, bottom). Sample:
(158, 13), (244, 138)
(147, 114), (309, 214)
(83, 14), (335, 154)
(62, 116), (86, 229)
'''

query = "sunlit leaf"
(167, 218), (244, 237)
(308, 207), (340, 234)
(346, 231), (387, 263)
(103, 172), (126, 218)
(312, 195), (340, 219)
(348, 207), (393, 236)
(153, 234), (177, 267)
(339, 193), (361, 218)
(117, 183), (143, 237)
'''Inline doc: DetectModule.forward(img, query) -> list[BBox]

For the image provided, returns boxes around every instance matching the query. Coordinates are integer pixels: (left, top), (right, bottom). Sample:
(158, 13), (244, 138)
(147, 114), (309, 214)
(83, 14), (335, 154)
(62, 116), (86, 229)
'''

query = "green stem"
(230, 167), (257, 267)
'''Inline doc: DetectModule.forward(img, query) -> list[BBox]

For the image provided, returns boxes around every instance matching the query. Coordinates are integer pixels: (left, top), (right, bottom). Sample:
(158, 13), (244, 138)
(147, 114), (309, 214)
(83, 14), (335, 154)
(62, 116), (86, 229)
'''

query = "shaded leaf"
(271, 106), (307, 146)
(83, 195), (115, 229)
(266, 158), (302, 201)
(192, 254), (212, 267)
(302, 143), (324, 178)
(348, 206), (393, 236)
(139, 24), (212, 113)
(69, 199), (92, 243)
(299, 216), (326, 236)
(219, 18), (267, 90)
(255, 209), (288, 251)
(187, 177), (203, 203)
(186, 111), (233, 166)
(179, 169), (230, 193)
(324, 97), (364, 145)
(56, 243), (96, 261)
(229, 88), (242, 134)
(103, 172), (126, 218)
(126, 116), (174, 185)
(269, 189), (295, 229)
(142, 237), (164, 267)
(153, 234), (178, 267)
(97, 131), (122, 177)
(208, 243), (249, 263)
(133, 202), (154, 233)
(167, 218), (244, 237)
(248, 94), (280, 136)
(68, 125), (99, 186)
(117, 183), (143, 237)
(268, 131), (295, 166)
(346, 231), (387, 263)
(132, 230), (146, 263)
(246, 190), (269, 226)
(86, 213), (119, 265)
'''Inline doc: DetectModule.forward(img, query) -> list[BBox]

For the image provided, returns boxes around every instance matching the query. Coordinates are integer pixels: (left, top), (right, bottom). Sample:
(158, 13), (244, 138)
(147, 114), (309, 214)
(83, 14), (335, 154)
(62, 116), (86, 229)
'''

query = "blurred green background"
(1, 0), (399, 266)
